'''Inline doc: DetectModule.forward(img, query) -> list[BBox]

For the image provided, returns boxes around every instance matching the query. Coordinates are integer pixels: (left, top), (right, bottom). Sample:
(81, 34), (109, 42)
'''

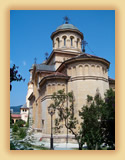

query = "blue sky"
(10, 10), (115, 106)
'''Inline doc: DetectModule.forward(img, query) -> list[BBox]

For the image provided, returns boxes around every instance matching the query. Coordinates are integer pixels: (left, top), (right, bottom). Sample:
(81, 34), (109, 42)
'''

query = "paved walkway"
(30, 132), (84, 150)
(42, 142), (79, 150)
(10, 129), (85, 150)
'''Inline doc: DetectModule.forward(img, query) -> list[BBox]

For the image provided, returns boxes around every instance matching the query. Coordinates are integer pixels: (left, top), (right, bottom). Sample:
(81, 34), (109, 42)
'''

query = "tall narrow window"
(70, 36), (74, 47)
(56, 38), (60, 48)
(76, 38), (79, 48)
(42, 120), (44, 128)
(62, 36), (67, 47)
(71, 37), (73, 46)
(64, 37), (66, 46)
(58, 39), (60, 48)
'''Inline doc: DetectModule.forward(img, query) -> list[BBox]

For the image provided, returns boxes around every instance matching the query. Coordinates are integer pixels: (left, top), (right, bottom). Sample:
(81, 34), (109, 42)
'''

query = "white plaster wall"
(20, 109), (29, 122)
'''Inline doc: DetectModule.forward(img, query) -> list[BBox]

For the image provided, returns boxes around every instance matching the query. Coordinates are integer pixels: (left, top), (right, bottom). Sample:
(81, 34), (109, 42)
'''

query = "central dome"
(56, 23), (79, 31)
(51, 22), (84, 53)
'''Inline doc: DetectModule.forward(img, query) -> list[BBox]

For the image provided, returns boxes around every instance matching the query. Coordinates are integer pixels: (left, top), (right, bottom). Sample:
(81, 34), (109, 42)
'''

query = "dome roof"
(56, 23), (79, 31)
(51, 23), (83, 40)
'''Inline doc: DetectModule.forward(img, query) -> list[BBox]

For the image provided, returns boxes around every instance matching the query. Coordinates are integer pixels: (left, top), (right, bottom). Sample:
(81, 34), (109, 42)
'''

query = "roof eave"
(39, 75), (70, 87)
(51, 29), (84, 40)
(57, 56), (110, 72)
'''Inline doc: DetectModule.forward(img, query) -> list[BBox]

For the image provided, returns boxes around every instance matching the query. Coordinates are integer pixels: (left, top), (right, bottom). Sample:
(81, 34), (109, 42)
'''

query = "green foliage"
(10, 142), (16, 150)
(12, 123), (19, 132)
(51, 88), (115, 150)
(54, 118), (63, 134)
(10, 64), (25, 91)
(16, 119), (26, 127)
(19, 128), (27, 139)
(80, 88), (115, 150)
(101, 88), (115, 149)
(79, 97), (102, 150)
(51, 89), (83, 149)
(87, 95), (93, 103)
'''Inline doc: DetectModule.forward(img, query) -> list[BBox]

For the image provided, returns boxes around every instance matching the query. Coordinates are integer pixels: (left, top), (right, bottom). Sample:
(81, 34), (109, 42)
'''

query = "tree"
(51, 89), (115, 150)
(16, 119), (26, 127)
(79, 95), (104, 149)
(51, 89), (84, 150)
(19, 128), (27, 139)
(10, 64), (25, 91)
(101, 88), (115, 149)
(12, 123), (18, 132)
(79, 89), (115, 150)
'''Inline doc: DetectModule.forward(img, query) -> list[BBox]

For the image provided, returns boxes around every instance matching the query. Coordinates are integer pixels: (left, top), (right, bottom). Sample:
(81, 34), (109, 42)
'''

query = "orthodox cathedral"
(25, 19), (115, 141)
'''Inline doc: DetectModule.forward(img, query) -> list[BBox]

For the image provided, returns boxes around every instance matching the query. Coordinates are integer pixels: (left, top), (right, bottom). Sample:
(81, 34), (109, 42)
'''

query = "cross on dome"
(64, 16), (70, 24)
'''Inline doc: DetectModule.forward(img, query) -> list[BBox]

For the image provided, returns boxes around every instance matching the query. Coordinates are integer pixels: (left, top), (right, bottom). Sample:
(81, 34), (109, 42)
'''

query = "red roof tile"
(11, 114), (21, 118)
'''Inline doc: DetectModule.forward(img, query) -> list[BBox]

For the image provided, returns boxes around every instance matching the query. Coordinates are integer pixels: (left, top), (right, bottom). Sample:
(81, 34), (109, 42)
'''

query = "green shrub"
(12, 123), (18, 132)
(10, 142), (16, 150)
(19, 128), (27, 139)
(16, 119), (26, 127)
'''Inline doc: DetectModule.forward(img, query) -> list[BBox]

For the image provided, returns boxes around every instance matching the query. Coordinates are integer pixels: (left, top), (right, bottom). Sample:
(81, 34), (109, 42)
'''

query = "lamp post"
(48, 104), (55, 150)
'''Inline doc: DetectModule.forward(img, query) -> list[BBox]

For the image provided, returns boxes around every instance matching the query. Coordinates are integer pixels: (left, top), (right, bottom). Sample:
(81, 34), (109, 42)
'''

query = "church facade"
(26, 20), (115, 138)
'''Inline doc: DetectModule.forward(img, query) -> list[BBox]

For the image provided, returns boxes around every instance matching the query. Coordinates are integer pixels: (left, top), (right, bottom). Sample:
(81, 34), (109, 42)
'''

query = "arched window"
(76, 38), (79, 48)
(97, 65), (100, 75)
(85, 65), (89, 75)
(91, 65), (95, 75)
(56, 38), (60, 48)
(64, 37), (66, 46)
(62, 36), (67, 47)
(79, 65), (83, 75)
(72, 66), (76, 76)
(70, 36), (74, 47)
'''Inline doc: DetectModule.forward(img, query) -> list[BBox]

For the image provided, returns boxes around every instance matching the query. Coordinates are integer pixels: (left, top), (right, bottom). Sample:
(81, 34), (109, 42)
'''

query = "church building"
(26, 18), (115, 140)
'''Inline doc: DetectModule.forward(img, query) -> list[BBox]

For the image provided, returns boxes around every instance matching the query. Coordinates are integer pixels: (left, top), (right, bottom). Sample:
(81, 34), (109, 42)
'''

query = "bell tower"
(46, 18), (84, 69)
(51, 17), (84, 53)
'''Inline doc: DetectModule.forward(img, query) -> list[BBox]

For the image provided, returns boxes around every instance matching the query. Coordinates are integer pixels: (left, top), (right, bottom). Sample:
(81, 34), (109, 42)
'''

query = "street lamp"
(48, 104), (55, 150)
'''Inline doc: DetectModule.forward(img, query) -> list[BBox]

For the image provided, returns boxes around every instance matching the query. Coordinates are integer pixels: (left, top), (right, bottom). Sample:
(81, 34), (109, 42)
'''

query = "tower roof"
(56, 23), (79, 31)
(21, 103), (29, 109)
(51, 23), (83, 40)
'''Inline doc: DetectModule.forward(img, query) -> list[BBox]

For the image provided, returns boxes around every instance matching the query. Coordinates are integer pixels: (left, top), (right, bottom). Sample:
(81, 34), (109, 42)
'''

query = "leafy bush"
(16, 119), (26, 127)
(10, 142), (16, 150)
(12, 123), (18, 132)
(19, 128), (27, 139)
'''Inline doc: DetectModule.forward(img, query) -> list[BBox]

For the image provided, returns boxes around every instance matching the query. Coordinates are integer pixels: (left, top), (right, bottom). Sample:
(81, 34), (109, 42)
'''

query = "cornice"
(69, 76), (108, 82)
(51, 29), (84, 40)
(57, 57), (110, 72)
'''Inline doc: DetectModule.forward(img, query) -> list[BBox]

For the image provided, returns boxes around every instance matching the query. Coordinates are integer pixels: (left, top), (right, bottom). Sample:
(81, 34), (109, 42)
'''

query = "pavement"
(42, 142), (79, 150)
(30, 132), (84, 150)
(10, 129), (85, 150)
